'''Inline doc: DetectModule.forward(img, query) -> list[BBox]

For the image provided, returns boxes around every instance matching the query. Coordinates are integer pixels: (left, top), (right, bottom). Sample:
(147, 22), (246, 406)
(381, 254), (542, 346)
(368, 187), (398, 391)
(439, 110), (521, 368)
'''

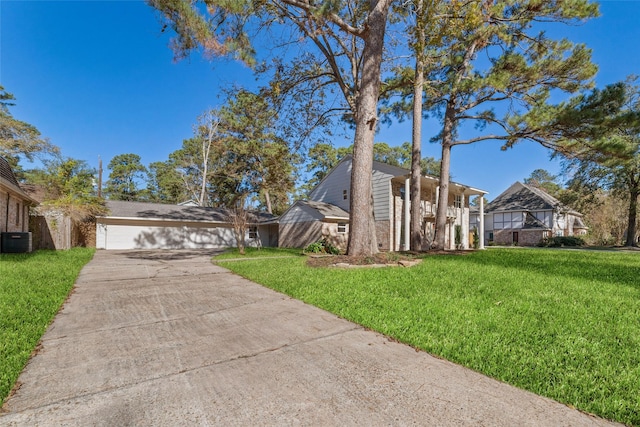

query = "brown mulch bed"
(305, 250), (471, 268)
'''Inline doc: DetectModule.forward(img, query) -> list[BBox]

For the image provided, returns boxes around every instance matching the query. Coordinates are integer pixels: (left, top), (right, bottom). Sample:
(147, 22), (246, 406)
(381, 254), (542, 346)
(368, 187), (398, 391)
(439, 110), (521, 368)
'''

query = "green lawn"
(217, 248), (640, 426)
(0, 248), (94, 406)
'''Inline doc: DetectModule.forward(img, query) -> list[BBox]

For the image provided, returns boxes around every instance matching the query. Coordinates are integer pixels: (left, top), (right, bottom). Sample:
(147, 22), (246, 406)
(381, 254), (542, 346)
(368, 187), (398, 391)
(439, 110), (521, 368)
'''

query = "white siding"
(309, 159), (351, 211)
(309, 157), (398, 221)
(279, 203), (323, 224)
(372, 168), (393, 221)
(484, 213), (494, 231)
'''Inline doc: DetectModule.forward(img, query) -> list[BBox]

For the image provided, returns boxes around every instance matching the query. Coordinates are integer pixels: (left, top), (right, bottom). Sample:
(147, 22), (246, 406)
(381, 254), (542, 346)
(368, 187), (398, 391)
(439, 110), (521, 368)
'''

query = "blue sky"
(1, 0), (639, 200)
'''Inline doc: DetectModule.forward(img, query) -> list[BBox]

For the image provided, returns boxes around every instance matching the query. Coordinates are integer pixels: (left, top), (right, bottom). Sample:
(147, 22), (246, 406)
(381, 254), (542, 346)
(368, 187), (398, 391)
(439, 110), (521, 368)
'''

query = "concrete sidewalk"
(1, 250), (618, 426)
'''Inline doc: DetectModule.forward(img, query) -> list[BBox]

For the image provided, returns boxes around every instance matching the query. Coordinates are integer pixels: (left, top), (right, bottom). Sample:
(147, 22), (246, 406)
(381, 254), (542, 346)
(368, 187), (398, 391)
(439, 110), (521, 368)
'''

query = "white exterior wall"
(309, 158), (396, 221)
(96, 219), (241, 250)
(371, 168), (393, 221)
(309, 160), (351, 211)
(278, 203), (322, 224)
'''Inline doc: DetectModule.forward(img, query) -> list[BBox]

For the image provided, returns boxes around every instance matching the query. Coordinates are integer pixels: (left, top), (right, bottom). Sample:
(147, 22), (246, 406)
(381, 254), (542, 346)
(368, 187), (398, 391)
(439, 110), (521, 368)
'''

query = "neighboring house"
(279, 155), (487, 251)
(481, 181), (587, 246)
(96, 200), (278, 250)
(0, 157), (37, 252)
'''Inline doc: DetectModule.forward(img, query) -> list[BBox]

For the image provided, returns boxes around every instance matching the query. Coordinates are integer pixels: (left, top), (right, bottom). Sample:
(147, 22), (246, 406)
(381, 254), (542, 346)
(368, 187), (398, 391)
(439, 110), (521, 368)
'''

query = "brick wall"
(1, 189), (29, 233)
(493, 229), (544, 246)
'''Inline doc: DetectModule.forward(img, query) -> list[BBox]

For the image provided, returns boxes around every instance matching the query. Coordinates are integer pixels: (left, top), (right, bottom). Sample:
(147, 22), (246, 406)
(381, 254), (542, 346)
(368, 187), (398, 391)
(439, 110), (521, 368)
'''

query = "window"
(248, 226), (258, 239)
(493, 212), (523, 229)
(469, 214), (478, 229)
(337, 222), (347, 233)
(454, 194), (462, 208)
(16, 203), (20, 225)
(343, 189), (348, 200)
(534, 211), (551, 227)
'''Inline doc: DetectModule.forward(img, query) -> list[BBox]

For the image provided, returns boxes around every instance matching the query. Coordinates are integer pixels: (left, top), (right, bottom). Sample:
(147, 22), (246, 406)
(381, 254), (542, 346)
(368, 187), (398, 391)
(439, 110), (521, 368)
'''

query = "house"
(480, 181), (587, 246)
(0, 156), (37, 252)
(278, 155), (487, 251)
(278, 200), (350, 249)
(96, 200), (278, 250)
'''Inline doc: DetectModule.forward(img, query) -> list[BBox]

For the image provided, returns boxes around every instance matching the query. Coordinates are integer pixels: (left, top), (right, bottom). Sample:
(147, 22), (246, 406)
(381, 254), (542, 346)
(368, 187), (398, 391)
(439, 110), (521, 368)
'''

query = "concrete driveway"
(1, 250), (618, 426)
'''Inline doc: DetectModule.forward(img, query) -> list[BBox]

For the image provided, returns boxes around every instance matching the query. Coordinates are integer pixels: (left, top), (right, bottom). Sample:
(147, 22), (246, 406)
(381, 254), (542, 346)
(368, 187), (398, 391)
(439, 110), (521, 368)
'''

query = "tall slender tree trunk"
(434, 101), (455, 250)
(199, 140), (210, 207)
(624, 172), (639, 247)
(410, 1), (425, 251)
(264, 189), (272, 214)
(347, 0), (391, 257)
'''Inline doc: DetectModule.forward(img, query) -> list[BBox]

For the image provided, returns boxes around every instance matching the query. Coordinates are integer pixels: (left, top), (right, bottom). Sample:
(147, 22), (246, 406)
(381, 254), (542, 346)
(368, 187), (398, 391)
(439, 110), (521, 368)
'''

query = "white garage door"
(102, 224), (237, 250)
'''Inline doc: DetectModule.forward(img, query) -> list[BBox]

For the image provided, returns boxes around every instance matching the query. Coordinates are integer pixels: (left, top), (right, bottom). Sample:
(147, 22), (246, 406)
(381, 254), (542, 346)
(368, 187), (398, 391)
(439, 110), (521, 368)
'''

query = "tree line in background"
(2, 1), (639, 251)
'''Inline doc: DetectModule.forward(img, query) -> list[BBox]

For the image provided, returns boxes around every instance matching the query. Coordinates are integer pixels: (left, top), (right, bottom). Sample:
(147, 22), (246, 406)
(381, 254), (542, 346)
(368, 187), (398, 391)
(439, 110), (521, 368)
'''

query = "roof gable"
(486, 181), (576, 214)
(0, 156), (38, 204)
(299, 200), (349, 219)
(0, 156), (20, 187)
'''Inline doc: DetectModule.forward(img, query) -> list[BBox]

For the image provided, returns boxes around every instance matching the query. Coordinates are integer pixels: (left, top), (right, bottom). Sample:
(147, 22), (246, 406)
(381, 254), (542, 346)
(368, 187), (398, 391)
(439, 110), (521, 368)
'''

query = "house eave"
(97, 215), (228, 225)
(390, 174), (487, 195)
(1, 178), (39, 205)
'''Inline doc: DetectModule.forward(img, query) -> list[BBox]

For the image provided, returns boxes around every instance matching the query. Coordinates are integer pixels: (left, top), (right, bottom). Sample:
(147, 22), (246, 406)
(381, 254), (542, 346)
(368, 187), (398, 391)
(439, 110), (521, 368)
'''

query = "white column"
(461, 193), (468, 249)
(404, 177), (410, 251)
(479, 195), (485, 249)
(449, 218), (455, 250)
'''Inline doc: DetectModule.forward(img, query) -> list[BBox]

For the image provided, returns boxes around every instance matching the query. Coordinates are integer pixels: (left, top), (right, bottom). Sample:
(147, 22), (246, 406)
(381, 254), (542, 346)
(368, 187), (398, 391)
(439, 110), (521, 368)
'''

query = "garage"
(96, 200), (277, 250)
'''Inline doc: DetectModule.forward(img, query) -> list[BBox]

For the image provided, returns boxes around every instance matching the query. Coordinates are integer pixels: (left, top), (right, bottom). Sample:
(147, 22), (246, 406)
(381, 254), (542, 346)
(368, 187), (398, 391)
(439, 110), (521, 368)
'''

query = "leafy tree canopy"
(24, 156), (106, 220)
(0, 85), (58, 168)
(553, 78), (640, 246)
(104, 153), (148, 201)
(524, 169), (562, 197)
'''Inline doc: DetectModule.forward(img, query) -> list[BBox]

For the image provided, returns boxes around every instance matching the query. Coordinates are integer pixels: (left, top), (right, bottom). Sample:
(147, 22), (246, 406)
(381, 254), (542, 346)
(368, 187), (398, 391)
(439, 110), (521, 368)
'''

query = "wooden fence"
(30, 213), (95, 250)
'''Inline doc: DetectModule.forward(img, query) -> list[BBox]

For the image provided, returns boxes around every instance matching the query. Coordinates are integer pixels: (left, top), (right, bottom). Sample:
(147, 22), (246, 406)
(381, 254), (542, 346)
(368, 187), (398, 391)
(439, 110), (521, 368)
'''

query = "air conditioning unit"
(1, 232), (33, 253)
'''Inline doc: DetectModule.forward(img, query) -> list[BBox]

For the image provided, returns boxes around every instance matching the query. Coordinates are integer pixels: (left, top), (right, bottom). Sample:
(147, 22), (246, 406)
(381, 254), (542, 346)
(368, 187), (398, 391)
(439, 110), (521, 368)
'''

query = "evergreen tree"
(104, 153), (147, 201)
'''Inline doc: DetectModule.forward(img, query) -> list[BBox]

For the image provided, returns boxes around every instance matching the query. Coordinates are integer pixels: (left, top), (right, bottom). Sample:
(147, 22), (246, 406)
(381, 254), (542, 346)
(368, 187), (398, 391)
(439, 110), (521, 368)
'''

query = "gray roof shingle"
(486, 182), (580, 215)
(298, 200), (349, 219)
(104, 200), (277, 223)
(0, 156), (37, 204)
(0, 156), (20, 187)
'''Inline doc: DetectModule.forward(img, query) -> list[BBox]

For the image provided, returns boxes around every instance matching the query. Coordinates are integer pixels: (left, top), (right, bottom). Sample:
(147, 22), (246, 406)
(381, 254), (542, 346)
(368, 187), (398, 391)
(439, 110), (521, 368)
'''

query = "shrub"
(539, 236), (586, 247)
(304, 238), (340, 255)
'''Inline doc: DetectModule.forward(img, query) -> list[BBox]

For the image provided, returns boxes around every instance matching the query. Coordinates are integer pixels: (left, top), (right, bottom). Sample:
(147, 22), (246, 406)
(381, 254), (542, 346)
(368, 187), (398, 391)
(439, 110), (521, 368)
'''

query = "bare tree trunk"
(199, 138), (210, 207)
(264, 189), (272, 214)
(624, 173), (639, 247)
(410, 0), (425, 251)
(230, 195), (248, 255)
(197, 111), (218, 207)
(346, 0), (391, 257)
(434, 101), (455, 250)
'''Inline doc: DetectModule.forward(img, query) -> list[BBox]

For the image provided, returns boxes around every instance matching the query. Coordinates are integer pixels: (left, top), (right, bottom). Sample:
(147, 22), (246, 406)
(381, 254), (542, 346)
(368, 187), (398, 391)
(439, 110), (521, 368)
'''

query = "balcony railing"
(421, 203), (458, 218)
